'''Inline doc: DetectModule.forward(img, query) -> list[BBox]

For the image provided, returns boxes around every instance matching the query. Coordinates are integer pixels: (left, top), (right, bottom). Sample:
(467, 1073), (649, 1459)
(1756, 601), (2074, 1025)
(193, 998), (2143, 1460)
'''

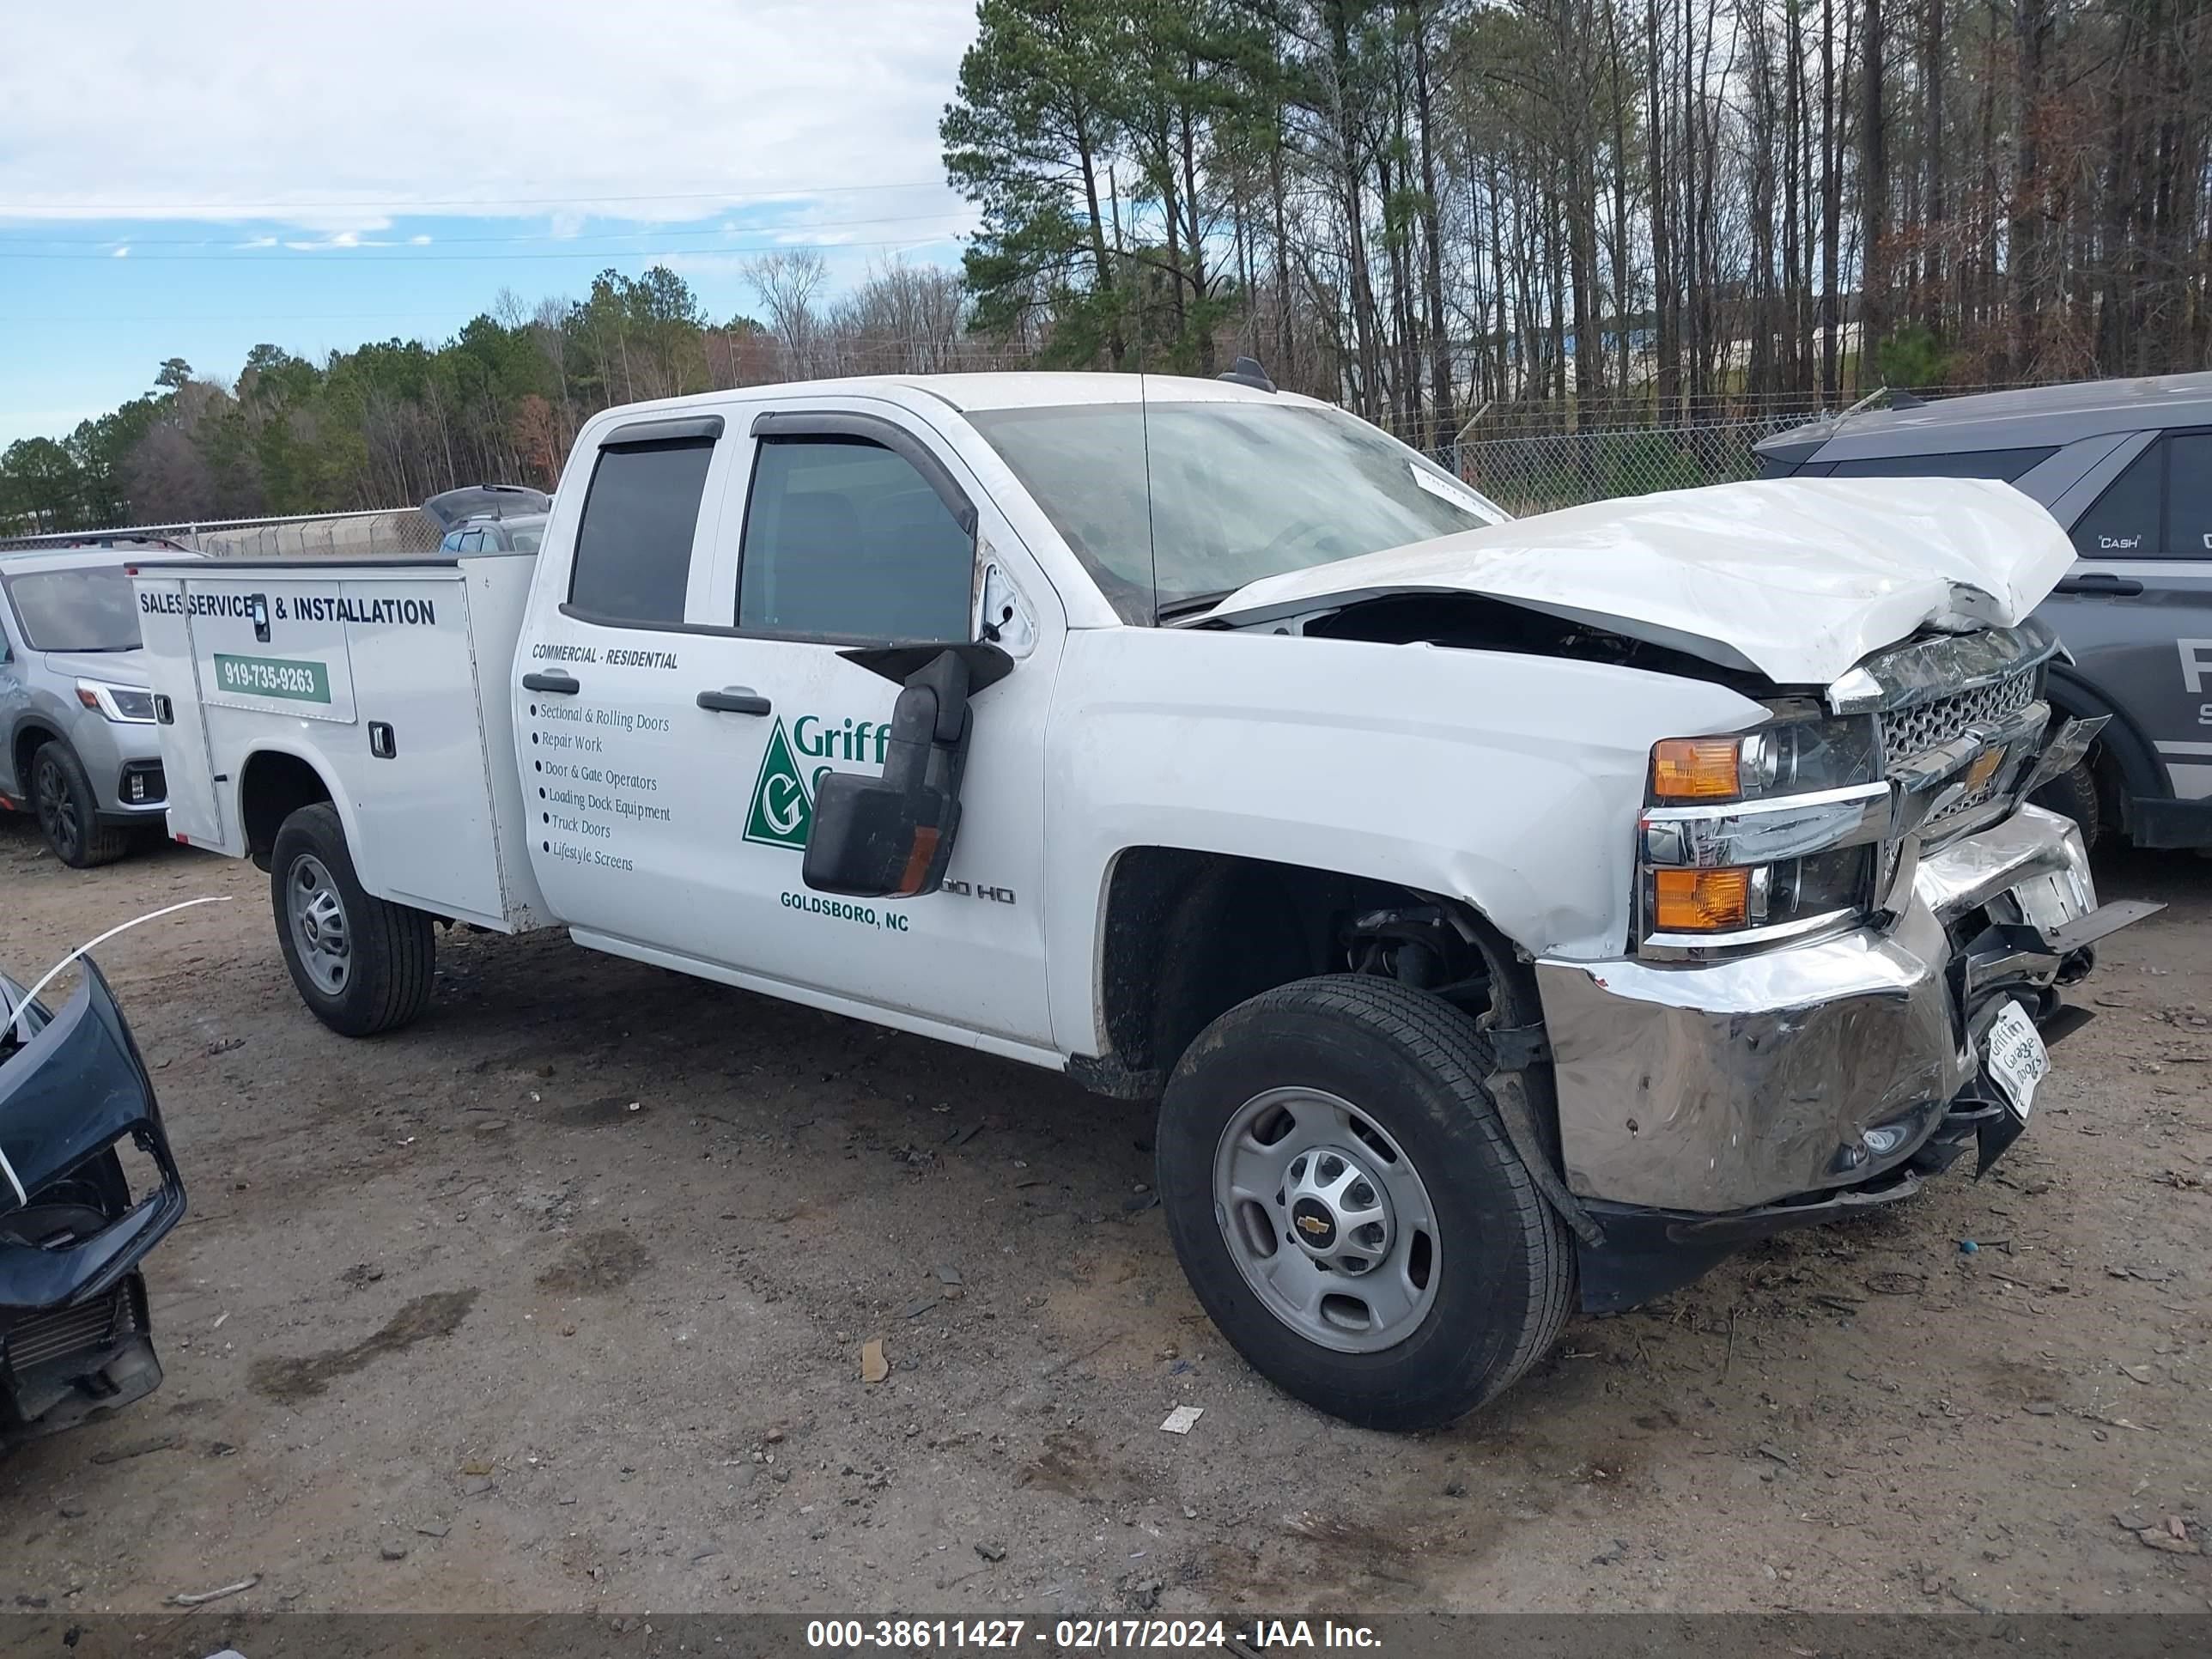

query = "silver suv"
(1757, 372), (2212, 848)
(0, 542), (199, 866)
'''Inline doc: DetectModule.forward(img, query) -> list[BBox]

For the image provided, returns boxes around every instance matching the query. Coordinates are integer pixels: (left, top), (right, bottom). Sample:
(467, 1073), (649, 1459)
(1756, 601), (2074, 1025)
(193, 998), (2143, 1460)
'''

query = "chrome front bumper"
(1535, 805), (2106, 1214)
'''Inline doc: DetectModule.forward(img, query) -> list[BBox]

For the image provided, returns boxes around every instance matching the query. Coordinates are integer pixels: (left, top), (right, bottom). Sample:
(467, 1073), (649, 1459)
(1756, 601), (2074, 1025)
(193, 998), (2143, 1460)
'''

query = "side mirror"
(803, 650), (974, 899)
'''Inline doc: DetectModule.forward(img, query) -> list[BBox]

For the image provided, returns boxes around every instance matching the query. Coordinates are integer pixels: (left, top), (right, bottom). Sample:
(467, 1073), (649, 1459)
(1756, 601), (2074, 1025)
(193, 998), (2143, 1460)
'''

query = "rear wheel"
(270, 803), (434, 1036)
(32, 741), (130, 869)
(1156, 974), (1572, 1431)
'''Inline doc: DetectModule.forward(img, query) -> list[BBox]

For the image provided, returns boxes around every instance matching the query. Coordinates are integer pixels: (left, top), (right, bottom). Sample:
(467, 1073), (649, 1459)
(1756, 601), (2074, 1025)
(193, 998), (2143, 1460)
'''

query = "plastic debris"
(1159, 1405), (1204, 1435)
(167, 1575), (259, 1607)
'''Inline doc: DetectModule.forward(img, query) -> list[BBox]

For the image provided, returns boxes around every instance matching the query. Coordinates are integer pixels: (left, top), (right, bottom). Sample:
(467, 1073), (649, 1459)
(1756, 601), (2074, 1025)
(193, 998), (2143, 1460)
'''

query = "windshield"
(3, 566), (142, 652)
(968, 399), (1507, 621)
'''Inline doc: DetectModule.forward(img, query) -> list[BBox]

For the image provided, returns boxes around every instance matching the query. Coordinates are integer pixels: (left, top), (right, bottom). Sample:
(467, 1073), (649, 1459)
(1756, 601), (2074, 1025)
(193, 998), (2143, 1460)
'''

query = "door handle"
(2053, 574), (2144, 597)
(522, 671), (580, 694)
(696, 686), (772, 716)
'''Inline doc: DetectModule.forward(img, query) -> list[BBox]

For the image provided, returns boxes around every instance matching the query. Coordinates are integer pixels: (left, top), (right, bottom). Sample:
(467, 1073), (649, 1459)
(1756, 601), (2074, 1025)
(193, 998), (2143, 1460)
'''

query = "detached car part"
(0, 960), (185, 1447)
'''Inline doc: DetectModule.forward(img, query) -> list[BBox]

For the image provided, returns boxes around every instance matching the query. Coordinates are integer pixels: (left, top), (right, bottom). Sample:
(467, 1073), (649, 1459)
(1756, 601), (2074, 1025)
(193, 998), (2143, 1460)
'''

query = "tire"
(1157, 974), (1573, 1432)
(32, 740), (131, 868)
(270, 802), (435, 1036)
(2029, 756), (2101, 848)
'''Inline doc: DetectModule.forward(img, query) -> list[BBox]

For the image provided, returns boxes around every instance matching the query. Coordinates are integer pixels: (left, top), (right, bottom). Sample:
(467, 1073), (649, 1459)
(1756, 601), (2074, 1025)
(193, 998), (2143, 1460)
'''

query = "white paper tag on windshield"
(1408, 463), (1490, 517)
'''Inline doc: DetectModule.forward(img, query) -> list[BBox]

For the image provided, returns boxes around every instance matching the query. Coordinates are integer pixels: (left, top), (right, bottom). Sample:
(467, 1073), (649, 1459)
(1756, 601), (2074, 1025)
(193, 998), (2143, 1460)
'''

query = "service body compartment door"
(190, 578), (361, 723)
(325, 571), (504, 919)
(130, 573), (229, 848)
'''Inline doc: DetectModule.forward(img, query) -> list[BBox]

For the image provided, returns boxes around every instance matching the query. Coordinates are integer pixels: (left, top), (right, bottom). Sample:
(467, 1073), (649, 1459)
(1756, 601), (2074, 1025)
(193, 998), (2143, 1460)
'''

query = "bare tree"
(746, 250), (832, 379)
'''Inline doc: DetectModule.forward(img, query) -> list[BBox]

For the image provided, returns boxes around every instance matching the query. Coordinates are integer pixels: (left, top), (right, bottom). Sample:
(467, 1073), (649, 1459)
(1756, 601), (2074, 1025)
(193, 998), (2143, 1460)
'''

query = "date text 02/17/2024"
(802, 1619), (1383, 1650)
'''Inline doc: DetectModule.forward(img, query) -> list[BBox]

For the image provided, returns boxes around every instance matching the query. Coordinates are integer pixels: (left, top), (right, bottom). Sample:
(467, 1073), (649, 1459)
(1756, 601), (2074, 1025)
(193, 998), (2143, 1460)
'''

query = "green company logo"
(743, 718), (814, 849)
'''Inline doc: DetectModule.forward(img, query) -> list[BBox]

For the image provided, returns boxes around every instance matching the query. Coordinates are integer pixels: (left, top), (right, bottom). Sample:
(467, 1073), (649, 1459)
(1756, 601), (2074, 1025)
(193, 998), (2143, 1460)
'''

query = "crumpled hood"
(40, 648), (149, 687)
(1206, 477), (2076, 684)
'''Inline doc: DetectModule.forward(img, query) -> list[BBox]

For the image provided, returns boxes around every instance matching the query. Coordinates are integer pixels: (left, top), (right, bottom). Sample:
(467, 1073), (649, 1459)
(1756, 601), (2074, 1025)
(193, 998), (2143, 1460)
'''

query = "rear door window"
(567, 438), (715, 626)
(2071, 443), (2164, 558)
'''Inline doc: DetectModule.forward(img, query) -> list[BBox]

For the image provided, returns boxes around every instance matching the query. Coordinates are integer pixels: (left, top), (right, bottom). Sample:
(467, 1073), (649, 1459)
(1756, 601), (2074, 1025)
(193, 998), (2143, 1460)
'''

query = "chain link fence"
(1453, 415), (1814, 516)
(1, 507), (447, 558)
(1444, 382), (2044, 515)
(189, 508), (447, 558)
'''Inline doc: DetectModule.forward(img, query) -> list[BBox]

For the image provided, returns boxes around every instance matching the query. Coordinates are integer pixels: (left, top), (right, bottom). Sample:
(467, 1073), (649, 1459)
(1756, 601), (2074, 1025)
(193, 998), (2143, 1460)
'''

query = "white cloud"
(111, 245), (128, 258)
(0, 1), (979, 235)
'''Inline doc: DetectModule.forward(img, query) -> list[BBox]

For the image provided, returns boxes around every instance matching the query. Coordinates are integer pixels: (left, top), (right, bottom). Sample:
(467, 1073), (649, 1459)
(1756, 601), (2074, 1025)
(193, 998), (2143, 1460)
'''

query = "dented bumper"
(1534, 806), (2145, 1217)
(0, 960), (185, 1445)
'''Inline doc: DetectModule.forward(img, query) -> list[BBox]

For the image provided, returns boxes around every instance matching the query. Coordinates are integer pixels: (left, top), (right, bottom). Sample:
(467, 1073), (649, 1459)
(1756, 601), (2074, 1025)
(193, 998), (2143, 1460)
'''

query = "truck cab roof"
(571, 370), (1324, 426)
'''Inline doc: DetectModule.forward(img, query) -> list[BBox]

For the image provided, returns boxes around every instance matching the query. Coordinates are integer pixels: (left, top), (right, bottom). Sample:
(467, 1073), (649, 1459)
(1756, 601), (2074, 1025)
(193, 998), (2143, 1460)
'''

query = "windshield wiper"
(1154, 588), (1237, 624)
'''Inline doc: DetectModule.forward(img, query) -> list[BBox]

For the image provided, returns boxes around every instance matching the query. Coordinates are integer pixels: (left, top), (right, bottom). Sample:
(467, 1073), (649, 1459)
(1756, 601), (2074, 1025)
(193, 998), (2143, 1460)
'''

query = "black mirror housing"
(803, 772), (961, 898)
(801, 649), (975, 899)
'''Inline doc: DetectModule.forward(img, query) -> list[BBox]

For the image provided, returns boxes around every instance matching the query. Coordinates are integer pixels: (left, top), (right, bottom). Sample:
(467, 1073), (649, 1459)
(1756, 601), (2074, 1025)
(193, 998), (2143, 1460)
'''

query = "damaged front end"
(1534, 618), (2159, 1313)
(0, 960), (185, 1447)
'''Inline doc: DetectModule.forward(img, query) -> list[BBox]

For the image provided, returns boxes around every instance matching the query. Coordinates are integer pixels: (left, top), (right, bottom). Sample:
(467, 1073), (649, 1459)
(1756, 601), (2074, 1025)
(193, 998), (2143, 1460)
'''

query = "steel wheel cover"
(287, 854), (352, 995)
(1212, 1086), (1442, 1353)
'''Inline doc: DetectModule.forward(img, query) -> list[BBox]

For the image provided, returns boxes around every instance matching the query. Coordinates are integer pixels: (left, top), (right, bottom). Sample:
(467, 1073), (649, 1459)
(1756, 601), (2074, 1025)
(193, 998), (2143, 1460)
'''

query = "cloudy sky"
(0, 0), (982, 446)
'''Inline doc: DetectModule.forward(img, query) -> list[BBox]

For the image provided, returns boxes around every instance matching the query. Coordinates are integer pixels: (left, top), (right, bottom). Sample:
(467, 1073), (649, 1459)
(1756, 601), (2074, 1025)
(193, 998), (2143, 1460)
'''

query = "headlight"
(75, 679), (157, 723)
(1650, 709), (1880, 803)
(1639, 709), (1887, 955)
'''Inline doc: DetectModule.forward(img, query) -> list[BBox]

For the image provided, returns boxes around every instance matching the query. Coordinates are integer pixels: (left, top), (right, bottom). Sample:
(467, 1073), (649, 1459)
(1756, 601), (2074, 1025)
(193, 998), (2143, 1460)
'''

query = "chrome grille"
(4, 1286), (131, 1374)
(1879, 666), (2038, 763)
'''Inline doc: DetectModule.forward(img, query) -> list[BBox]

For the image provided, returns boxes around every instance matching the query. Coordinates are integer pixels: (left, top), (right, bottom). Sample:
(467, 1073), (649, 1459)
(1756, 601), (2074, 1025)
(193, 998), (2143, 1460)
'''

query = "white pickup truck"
(131, 371), (2151, 1431)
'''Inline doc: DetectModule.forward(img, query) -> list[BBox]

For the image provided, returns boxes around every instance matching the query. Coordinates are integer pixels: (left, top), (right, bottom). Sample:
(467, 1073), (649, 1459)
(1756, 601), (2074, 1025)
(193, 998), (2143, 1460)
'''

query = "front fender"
(1042, 628), (1765, 1058)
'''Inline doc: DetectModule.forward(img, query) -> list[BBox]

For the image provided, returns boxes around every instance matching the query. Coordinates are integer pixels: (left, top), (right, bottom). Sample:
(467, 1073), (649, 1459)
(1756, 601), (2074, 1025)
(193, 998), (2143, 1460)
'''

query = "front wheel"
(32, 741), (131, 869)
(270, 802), (435, 1036)
(1157, 975), (1572, 1431)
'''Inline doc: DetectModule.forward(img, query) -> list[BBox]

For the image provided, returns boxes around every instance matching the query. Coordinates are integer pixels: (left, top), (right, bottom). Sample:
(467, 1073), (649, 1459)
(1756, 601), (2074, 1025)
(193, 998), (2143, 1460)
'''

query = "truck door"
(130, 573), (231, 849)
(690, 405), (1054, 1048)
(519, 399), (1056, 1049)
(512, 413), (743, 954)
(2046, 428), (2212, 826)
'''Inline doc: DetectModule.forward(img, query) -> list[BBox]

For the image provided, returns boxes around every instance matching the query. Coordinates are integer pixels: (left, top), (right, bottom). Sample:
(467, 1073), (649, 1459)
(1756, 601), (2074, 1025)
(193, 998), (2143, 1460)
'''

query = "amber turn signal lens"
(1650, 738), (1741, 801)
(1652, 867), (1753, 931)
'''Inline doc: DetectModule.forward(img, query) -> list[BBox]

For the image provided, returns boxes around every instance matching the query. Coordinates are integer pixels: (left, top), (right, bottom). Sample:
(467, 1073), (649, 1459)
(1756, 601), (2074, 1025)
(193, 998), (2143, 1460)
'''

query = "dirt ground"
(2, 810), (2207, 1618)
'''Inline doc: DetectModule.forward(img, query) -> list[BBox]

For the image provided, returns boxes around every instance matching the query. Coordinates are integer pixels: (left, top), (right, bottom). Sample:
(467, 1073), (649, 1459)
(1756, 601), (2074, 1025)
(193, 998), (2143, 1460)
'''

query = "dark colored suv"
(1757, 373), (2212, 848)
(423, 483), (550, 555)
